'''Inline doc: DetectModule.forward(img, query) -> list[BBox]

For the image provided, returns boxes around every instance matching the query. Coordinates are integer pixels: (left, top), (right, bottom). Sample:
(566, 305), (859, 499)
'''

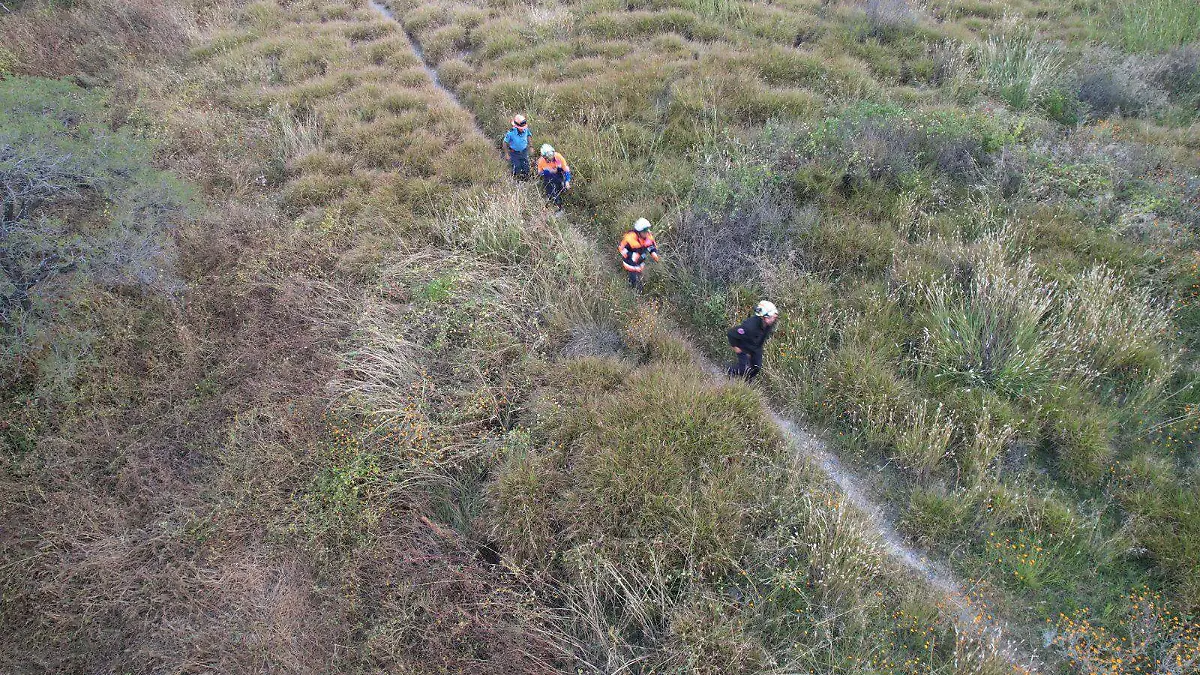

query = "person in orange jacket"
(618, 218), (660, 292)
(536, 144), (571, 213)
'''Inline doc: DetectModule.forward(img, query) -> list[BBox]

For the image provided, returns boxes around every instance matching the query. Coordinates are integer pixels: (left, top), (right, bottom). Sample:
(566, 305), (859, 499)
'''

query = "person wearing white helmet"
(727, 300), (779, 381)
(618, 217), (660, 292)
(501, 114), (531, 179)
(535, 143), (571, 213)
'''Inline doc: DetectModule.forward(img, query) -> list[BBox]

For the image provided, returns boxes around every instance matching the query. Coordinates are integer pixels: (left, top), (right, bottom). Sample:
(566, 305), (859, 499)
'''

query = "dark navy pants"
(543, 173), (566, 207)
(509, 149), (529, 178)
(628, 270), (643, 291)
(729, 350), (763, 381)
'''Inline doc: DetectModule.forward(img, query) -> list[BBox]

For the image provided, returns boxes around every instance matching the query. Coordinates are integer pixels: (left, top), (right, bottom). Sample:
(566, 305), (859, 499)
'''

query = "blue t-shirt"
(504, 127), (531, 152)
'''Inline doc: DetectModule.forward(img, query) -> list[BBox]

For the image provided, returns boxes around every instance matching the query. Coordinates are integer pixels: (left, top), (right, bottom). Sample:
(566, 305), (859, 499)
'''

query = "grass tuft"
(977, 29), (1063, 109)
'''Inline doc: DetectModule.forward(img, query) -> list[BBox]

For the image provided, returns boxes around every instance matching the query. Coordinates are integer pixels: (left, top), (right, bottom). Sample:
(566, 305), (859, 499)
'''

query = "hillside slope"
(2, 0), (1198, 672)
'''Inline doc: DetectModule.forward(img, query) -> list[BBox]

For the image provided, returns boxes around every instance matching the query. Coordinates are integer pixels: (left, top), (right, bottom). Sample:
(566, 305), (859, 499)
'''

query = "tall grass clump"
(487, 360), (781, 669)
(892, 399), (956, 476)
(977, 30), (1063, 109)
(684, 0), (746, 25)
(916, 243), (1058, 400)
(764, 492), (885, 613)
(1041, 395), (1114, 486)
(1057, 265), (1175, 391)
(957, 398), (1016, 483)
(1110, 0), (1200, 53)
(858, 0), (918, 42)
(273, 103), (325, 162)
(917, 241), (1176, 406)
(430, 188), (613, 322)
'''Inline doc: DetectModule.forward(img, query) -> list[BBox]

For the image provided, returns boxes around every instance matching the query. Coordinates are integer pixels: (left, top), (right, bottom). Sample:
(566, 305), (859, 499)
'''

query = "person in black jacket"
(727, 300), (779, 382)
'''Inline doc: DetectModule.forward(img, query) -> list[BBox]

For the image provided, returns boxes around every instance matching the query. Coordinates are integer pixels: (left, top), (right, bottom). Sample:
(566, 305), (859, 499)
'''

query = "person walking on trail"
(727, 301), (779, 382)
(618, 218), (660, 292)
(536, 144), (571, 213)
(502, 115), (532, 179)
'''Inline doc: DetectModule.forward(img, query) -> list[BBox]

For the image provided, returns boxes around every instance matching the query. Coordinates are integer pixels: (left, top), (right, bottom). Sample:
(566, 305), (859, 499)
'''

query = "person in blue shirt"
(501, 115), (532, 179)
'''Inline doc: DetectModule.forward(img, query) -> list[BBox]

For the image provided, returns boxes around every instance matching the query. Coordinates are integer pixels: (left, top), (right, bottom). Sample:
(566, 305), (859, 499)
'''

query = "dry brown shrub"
(0, 0), (195, 79)
(347, 513), (569, 673)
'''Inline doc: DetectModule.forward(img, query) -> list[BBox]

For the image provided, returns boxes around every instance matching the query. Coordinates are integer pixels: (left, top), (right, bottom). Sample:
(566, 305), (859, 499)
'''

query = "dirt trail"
(691, 354), (1042, 669)
(365, 0), (1043, 669)
(774, 417), (1041, 667)
(368, 1), (473, 115)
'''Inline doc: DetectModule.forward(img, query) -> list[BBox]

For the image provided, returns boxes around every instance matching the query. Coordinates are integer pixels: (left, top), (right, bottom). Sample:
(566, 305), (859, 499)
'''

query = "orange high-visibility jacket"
(536, 153), (570, 179)
(618, 231), (658, 272)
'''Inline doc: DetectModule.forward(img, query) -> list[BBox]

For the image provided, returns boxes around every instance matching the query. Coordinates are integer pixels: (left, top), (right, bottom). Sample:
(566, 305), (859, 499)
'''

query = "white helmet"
(755, 300), (779, 317)
(540, 143), (555, 158)
(633, 217), (652, 232)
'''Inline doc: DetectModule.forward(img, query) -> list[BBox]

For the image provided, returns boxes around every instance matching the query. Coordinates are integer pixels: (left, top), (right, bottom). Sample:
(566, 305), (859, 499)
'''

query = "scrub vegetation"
(1, 0), (1197, 673)
(382, 0), (1199, 668)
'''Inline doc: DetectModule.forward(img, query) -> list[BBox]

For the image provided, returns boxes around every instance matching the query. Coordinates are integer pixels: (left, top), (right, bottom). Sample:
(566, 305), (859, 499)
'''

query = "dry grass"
(4, 0), (1199, 671)
(0, 0), (565, 671)
(0, 0), (198, 79)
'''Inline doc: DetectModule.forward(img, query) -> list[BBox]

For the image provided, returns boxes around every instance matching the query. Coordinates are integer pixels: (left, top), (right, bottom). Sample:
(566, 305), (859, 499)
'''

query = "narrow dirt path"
(773, 416), (1040, 667)
(367, 1), (476, 121)
(364, 1), (1043, 669)
(691, 354), (1042, 669)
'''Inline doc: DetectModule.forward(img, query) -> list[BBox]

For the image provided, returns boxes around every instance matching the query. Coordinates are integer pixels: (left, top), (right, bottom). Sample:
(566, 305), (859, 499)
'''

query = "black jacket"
(727, 315), (775, 353)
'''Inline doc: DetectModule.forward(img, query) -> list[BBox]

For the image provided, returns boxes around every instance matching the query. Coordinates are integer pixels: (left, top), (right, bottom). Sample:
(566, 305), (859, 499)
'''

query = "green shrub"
(901, 488), (972, 551)
(1073, 48), (1167, 119)
(518, 359), (781, 569)
(819, 342), (912, 451)
(1041, 396), (1113, 487)
(802, 217), (898, 277)
(856, 0), (918, 43)
(568, 369), (772, 557)
(675, 132), (798, 285)
(1, 77), (192, 367)
(1154, 45), (1200, 107)
(1122, 484), (1200, 608)
(1039, 88), (1081, 126)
